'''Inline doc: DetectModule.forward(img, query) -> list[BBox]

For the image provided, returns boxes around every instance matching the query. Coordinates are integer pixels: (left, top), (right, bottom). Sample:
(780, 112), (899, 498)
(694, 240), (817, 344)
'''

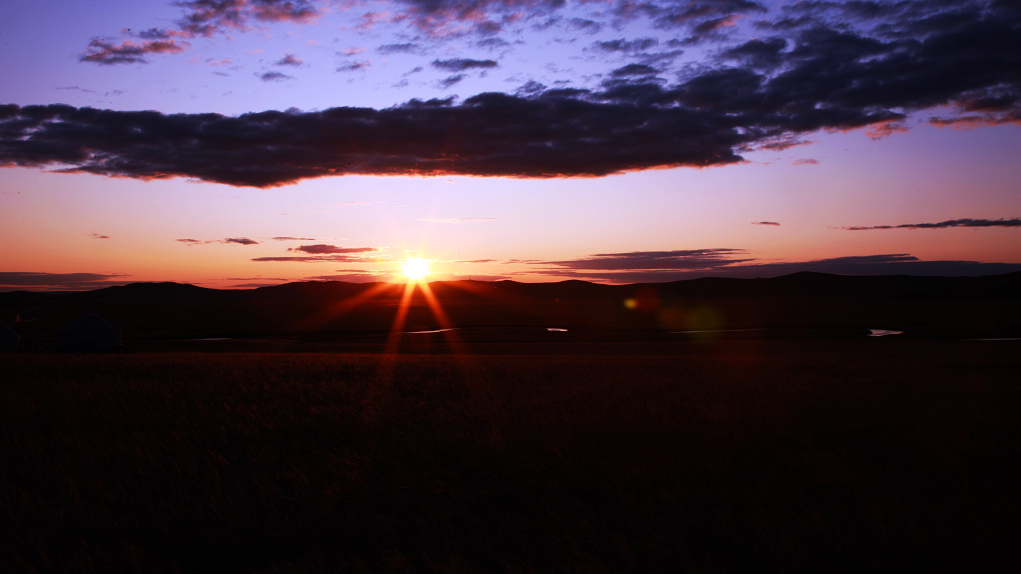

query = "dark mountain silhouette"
(2, 272), (1019, 346)
(78, 282), (231, 301)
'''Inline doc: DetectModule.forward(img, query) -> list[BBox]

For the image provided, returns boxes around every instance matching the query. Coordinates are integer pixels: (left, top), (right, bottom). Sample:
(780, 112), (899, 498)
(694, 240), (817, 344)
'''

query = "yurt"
(0, 323), (17, 351)
(56, 314), (123, 352)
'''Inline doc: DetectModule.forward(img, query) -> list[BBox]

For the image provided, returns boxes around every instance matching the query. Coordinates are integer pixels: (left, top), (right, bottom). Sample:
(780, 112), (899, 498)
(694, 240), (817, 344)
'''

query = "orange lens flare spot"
(402, 258), (430, 281)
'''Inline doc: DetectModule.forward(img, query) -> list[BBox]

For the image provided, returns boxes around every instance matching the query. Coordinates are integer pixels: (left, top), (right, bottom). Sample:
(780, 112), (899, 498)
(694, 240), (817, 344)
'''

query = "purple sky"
(1, 0), (1020, 290)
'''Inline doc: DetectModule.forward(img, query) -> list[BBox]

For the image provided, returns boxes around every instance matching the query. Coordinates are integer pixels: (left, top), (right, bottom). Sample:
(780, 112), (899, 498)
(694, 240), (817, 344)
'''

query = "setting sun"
(402, 258), (430, 281)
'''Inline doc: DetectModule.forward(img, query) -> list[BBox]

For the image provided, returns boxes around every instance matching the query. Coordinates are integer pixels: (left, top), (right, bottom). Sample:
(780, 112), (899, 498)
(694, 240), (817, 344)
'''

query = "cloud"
(721, 36), (787, 70)
(306, 271), (387, 282)
(88, 233), (111, 238)
(0, 272), (130, 291)
(271, 236), (316, 241)
(255, 244), (379, 261)
(864, 121), (910, 139)
(336, 61), (370, 72)
(751, 221), (779, 226)
(791, 158), (819, 166)
(610, 64), (659, 77)
(438, 74), (466, 89)
(257, 71), (293, 81)
(251, 255), (376, 262)
(841, 218), (1021, 230)
(13, 1), (1016, 186)
(377, 43), (421, 54)
(248, 0), (320, 23)
(80, 38), (188, 65)
(274, 53), (304, 66)
(536, 251), (1021, 283)
(177, 237), (260, 245)
(431, 58), (498, 72)
(543, 249), (753, 271)
(516, 80), (546, 95)
(291, 244), (376, 254)
(176, 0), (320, 35)
(594, 38), (659, 53)
(81, 0), (320, 64)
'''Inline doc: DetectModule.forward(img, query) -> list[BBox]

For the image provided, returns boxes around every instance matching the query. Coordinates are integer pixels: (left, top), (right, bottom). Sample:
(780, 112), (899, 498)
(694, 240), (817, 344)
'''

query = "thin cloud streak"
(177, 237), (261, 245)
(842, 218), (1021, 230)
(0, 272), (130, 291)
(251, 255), (379, 262)
(290, 245), (377, 254)
(538, 252), (1021, 283)
(542, 249), (754, 271)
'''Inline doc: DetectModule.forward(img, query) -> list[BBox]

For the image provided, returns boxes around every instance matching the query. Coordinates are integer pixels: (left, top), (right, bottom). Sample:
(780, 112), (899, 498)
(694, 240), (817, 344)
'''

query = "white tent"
(0, 323), (17, 351)
(56, 314), (123, 352)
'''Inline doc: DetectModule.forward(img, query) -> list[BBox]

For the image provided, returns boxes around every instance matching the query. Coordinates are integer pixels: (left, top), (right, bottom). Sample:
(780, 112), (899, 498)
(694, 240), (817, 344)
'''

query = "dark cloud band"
(538, 252), (1021, 282)
(8, 0), (1020, 187)
(0, 95), (749, 186)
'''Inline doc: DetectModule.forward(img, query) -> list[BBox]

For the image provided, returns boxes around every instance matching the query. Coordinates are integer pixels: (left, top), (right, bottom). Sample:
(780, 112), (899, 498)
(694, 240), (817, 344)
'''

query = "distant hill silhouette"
(2, 272), (1019, 345)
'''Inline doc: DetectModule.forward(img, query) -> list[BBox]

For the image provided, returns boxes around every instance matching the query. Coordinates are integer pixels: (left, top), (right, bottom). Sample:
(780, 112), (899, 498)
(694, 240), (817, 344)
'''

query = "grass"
(2, 339), (1020, 572)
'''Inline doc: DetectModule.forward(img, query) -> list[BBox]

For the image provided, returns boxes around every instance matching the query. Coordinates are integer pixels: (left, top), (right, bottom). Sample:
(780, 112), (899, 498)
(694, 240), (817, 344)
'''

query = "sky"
(1, 0), (1020, 290)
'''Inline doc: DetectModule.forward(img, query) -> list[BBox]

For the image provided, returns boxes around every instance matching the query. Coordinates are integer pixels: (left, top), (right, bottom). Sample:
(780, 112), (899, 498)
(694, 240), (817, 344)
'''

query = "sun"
(401, 258), (430, 281)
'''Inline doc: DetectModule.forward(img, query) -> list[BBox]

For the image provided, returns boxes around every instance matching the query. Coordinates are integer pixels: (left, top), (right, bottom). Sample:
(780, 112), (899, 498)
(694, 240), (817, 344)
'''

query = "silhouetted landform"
(55, 313), (123, 353)
(2, 271), (1020, 351)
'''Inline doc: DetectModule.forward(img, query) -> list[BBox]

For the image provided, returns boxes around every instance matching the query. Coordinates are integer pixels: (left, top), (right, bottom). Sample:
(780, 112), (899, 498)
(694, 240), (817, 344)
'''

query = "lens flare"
(402, 258), (430, 281)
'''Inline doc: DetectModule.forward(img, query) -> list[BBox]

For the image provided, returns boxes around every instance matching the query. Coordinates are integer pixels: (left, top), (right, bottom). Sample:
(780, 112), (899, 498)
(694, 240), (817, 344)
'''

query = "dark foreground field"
(3, 340), (1020, 572)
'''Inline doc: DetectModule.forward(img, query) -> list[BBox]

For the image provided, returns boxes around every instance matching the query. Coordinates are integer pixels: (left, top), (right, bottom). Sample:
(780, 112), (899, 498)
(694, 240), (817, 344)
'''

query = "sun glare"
(402, 258), (430, 281)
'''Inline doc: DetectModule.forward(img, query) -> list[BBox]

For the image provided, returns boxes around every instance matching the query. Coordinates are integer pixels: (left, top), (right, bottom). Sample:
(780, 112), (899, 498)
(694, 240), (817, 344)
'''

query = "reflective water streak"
(868, 329), (904, 337)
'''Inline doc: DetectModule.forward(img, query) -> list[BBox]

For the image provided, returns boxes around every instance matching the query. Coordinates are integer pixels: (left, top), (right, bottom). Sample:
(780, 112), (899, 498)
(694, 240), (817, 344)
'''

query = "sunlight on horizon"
(402, 258), (430, 282)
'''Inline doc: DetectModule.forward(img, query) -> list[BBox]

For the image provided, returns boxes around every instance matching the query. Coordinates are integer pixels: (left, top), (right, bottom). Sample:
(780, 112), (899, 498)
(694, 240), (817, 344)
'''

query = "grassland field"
(2, 339), (1020, 572)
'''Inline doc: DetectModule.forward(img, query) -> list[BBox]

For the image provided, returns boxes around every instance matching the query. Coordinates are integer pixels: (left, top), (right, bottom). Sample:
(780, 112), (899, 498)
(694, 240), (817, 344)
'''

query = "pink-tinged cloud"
(252, 255), (376, 262)
(80, 39), (188, 65)
(790, 158), (818, 166)
(336, 61), (371, 72)
(177, 0), (320, 35)
(751, 221), (779, 226)
(271, 236), (316, 241)
(250, 0), (320, 23)
(274, 53), (304, 66)
(81, 0), (320, 63)
(291, 244), (376, 254)
(841, 218), (1021, 231)
(88, 233), (111, 238)
(224, 237), (260, 245)
(864, 121), (910, 140)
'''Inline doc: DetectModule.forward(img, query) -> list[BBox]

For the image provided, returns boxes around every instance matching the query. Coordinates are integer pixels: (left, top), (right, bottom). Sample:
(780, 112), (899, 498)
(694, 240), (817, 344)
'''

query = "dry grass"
(2, 340), (1020, 572)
